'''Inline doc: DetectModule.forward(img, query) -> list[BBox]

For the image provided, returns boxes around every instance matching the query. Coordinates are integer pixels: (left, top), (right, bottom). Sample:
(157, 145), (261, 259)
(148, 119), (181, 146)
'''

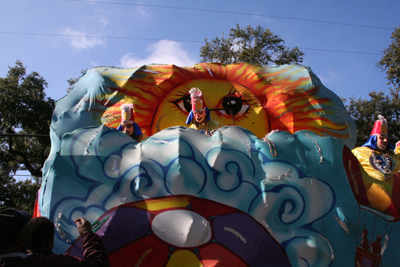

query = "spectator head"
(27, 217), (55, 254)
(0, 206), (32, 253)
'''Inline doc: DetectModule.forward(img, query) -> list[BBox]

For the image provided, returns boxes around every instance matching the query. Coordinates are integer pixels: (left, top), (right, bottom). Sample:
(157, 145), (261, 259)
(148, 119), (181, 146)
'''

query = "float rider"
(117, 103), (145, 142)
(186, 87), (222, 137)
(352, 114), (400, 216)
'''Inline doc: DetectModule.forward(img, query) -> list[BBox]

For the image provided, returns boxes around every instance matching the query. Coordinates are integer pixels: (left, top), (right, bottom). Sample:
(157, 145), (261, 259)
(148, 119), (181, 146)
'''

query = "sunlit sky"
(1, 0), (399, 102)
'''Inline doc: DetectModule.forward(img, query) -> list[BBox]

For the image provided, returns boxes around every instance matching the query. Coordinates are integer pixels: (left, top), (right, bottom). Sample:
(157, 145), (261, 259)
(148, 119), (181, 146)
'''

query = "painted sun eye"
(219, 96), (249, 118)
(170, 95), (192, 114)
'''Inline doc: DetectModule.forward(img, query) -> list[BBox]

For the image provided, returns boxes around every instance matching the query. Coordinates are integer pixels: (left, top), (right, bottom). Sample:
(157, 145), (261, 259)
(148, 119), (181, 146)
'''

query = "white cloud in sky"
(99, 18), (110, 28)
(135, 6), (151, 21)
(62, 28), (106, 50)
(119, 40), (197, 68)
(89, 61), (100, 67)
(318, 70), (340, 85)
(256, 16), (278, 25)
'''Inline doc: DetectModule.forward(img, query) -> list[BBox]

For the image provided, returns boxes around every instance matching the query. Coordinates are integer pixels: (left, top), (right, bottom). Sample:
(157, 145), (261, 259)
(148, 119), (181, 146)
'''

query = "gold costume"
(189, 119), (222, 137)
(352, 146), (400, 213)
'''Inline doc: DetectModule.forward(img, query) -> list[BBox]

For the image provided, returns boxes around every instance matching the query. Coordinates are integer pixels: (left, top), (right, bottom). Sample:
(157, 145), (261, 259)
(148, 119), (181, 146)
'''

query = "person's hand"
(74, 217), (93, 235)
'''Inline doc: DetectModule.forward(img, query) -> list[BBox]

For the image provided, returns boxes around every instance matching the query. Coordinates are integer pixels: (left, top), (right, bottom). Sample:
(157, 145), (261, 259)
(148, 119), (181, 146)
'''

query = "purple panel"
(67, 236), (83, 257)
(95, 206), (151, 252)
(213, 213), (291, 267)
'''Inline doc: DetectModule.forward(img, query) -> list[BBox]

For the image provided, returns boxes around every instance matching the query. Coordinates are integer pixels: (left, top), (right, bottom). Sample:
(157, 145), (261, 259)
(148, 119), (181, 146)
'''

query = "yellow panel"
(131, 196), (190, 211)
(166, 250), (203, 267)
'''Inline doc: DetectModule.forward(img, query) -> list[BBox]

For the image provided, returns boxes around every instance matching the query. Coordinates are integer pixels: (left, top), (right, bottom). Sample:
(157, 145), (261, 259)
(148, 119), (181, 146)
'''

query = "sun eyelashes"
(216, 89), (253, 119)
(168, 88), (253, 120)
(169, 94), (192, 114)
(218, 96), (250, 117)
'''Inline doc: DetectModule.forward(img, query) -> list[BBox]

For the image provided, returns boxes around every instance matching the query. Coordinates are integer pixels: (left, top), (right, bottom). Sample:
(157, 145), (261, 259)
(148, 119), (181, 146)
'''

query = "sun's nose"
(151, 210), (211, 247)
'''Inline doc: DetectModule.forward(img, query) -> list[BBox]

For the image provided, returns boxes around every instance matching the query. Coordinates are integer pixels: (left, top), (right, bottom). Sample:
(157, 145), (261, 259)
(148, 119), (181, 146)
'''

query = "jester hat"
(186, 87), (210, 125)
(362, 115), (394, 150)
(117, 103), (142, 135)
(121, 103), (135, 123)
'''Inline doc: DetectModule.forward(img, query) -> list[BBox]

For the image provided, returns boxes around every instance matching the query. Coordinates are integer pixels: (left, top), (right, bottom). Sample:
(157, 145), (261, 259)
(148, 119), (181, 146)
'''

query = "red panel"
(199, 243), (248, 267)
(342, 146), (370, 206)
(391, 172), (400, 218)
(109, 235), (170, 267)
(33, 190), (41, 218)
(191, 197), (238, 219)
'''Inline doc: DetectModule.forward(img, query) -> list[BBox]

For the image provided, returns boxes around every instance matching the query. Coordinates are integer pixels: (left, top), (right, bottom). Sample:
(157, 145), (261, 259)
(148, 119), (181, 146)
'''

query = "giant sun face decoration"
(153, 79), (268, 135)
(37, 63), (400, 266)
(85, 63), (355, 147)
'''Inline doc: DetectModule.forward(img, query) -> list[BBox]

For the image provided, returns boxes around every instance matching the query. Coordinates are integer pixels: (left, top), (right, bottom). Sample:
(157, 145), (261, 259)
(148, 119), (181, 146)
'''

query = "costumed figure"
(117, 104), (146, 142)
(352, 115), (400, 216)
(185, 87), (222, 136)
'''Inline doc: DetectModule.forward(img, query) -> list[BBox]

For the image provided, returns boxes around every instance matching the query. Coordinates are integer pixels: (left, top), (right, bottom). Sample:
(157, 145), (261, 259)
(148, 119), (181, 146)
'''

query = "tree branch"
(7, 136), (42, 177)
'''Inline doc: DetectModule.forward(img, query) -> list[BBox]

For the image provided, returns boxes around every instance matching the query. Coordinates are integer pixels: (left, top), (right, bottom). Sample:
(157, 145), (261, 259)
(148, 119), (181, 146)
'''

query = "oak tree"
(200, 24), (305, 66)
(0, 60), (55, 213)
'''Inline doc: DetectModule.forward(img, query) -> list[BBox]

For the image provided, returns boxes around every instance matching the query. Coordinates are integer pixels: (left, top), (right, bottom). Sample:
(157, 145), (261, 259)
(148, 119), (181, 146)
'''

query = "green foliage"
(377, 27), (400, 88)
(0, 60), (55, 213)
(200, 24), (304, 66)
(344, 88), (400, 148)
(345, 26), (400, 148)
(0, 175), (41, 213)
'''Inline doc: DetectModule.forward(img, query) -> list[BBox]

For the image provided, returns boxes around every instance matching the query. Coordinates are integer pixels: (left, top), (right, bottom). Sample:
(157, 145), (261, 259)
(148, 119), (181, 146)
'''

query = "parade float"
(34, 63), (400, 266)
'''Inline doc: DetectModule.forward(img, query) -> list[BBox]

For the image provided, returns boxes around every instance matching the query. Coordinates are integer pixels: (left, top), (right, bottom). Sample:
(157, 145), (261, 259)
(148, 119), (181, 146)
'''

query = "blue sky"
(1, 0), (399, 103)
